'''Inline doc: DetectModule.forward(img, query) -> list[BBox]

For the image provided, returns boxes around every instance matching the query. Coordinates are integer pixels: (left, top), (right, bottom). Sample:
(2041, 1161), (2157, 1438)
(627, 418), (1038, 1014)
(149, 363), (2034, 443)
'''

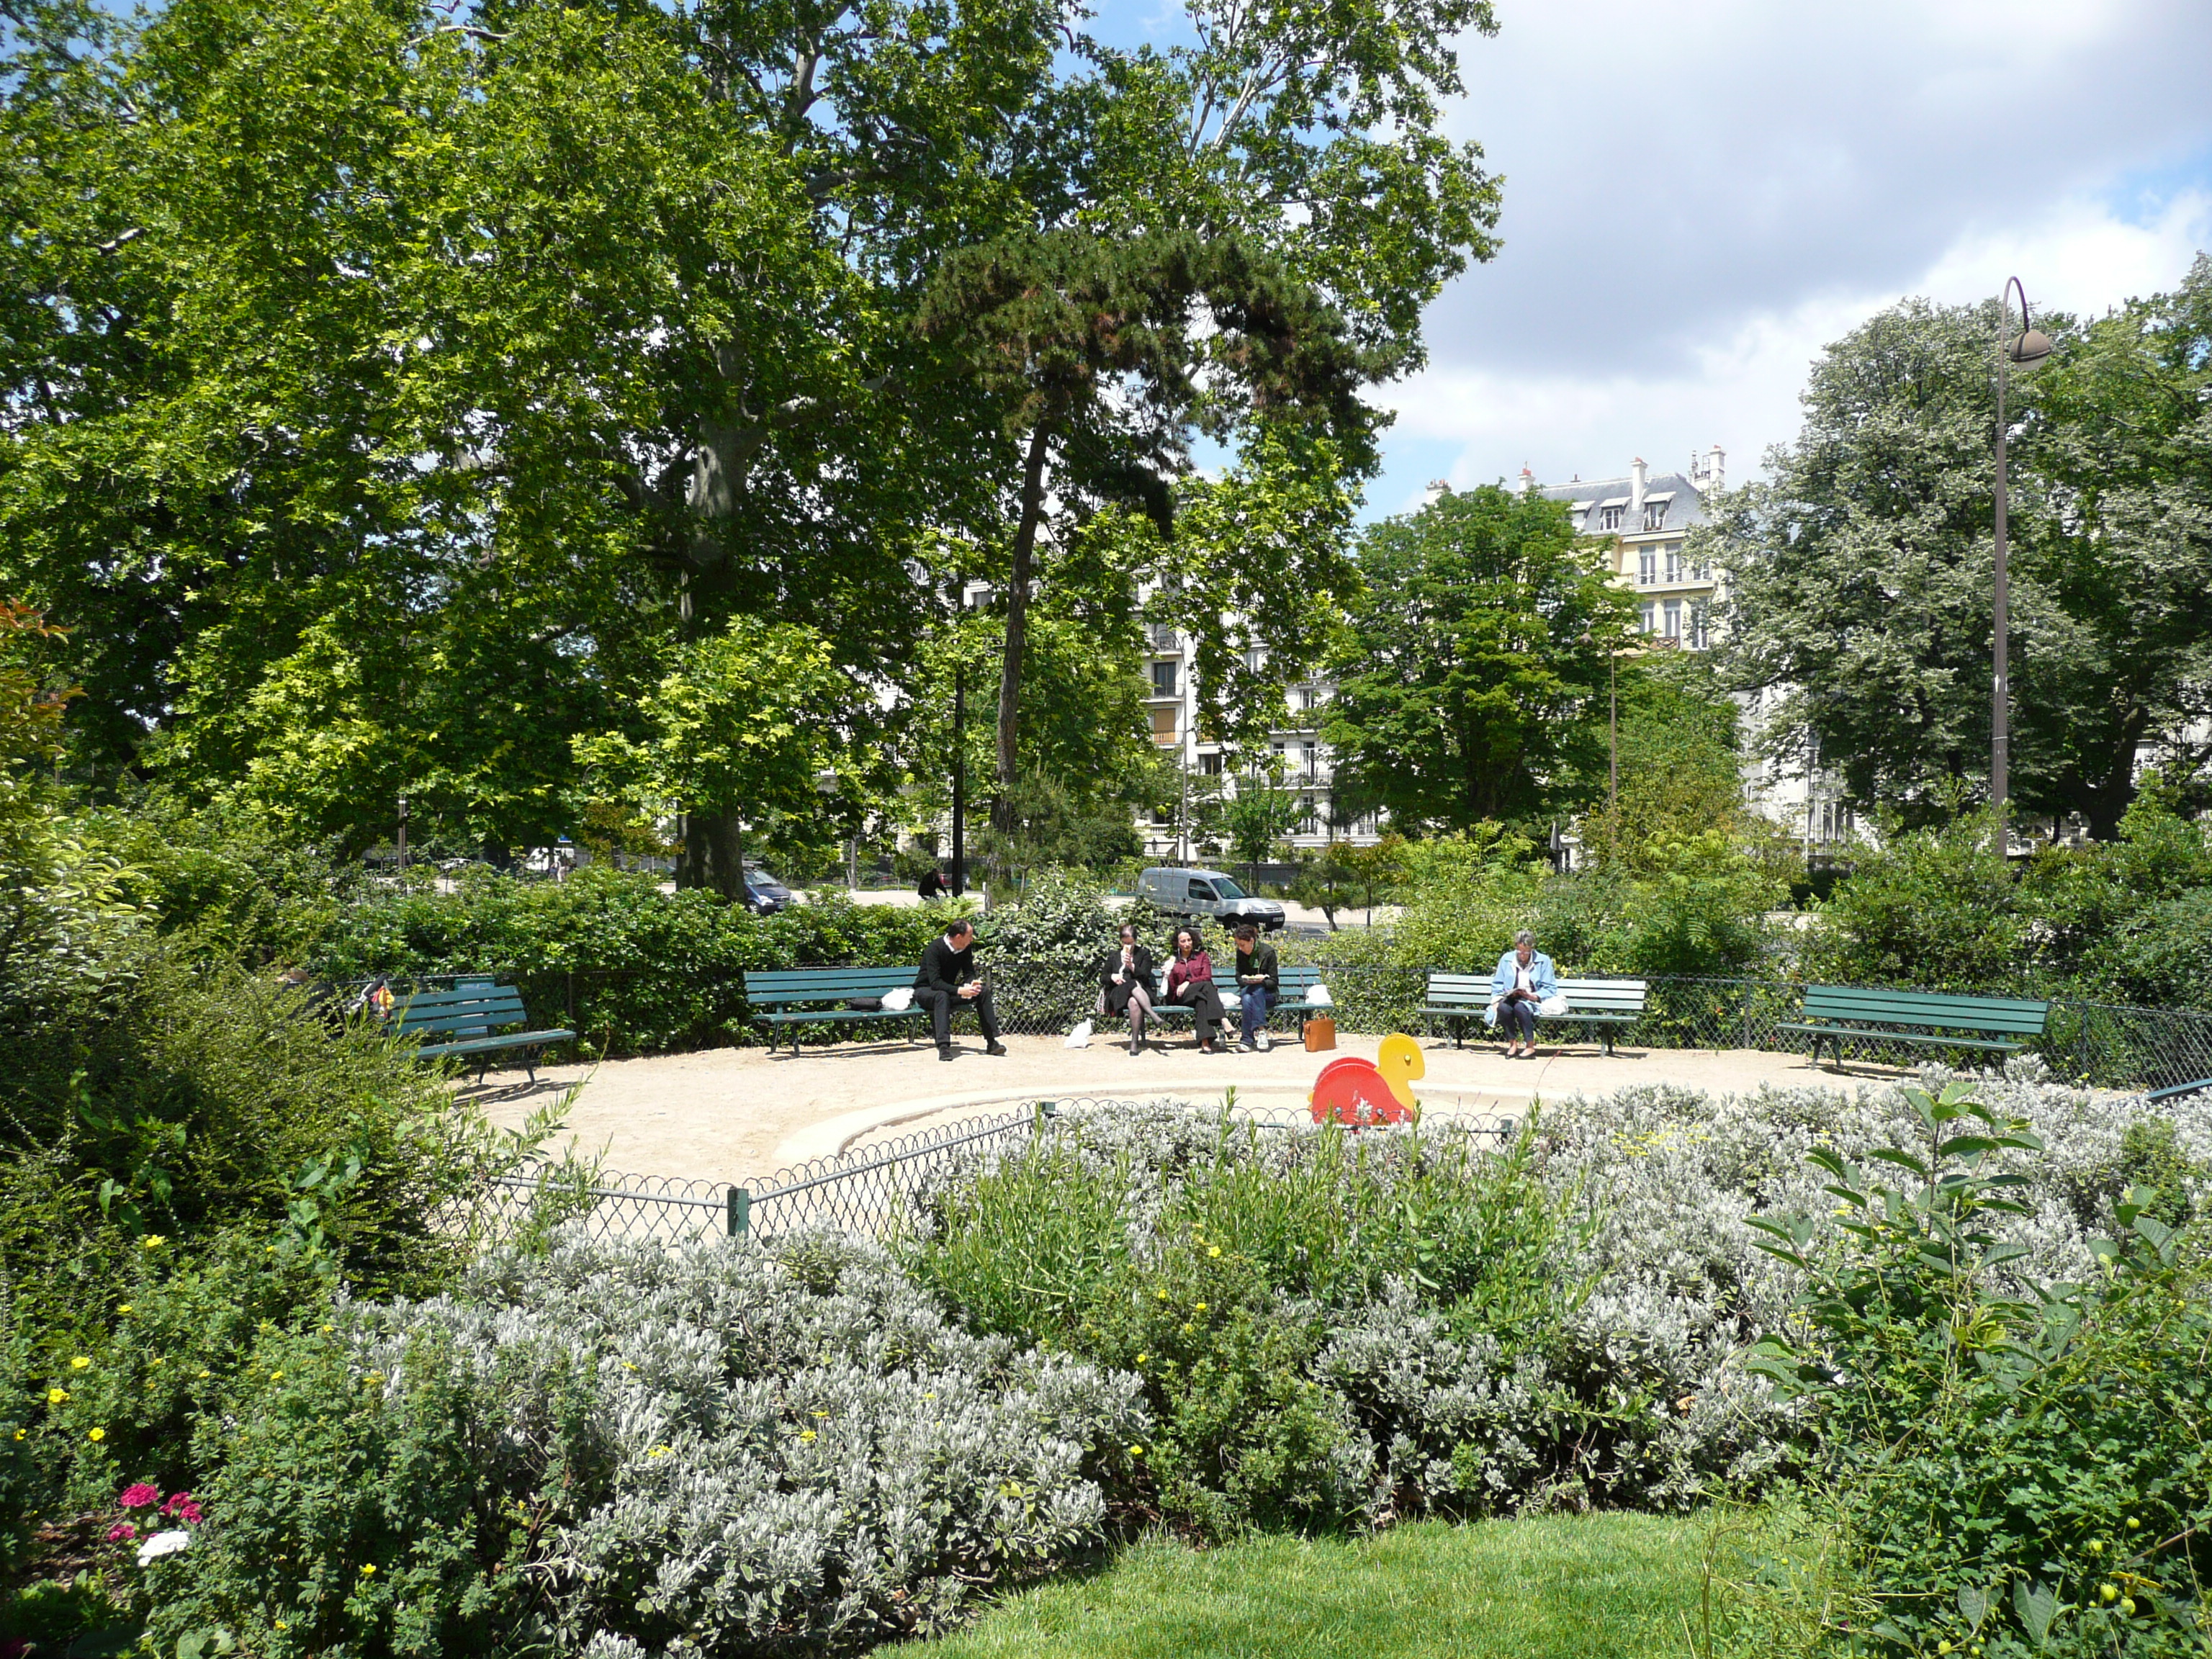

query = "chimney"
(1629, 457), (1647, 518)
(1423, 478), (1453, 507)
(1518, 463), (1535, 492)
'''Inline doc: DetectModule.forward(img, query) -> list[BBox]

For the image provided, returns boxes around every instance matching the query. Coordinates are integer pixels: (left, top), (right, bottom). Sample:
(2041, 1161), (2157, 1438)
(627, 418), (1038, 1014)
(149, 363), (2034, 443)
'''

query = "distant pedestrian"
(914, 917), (1007, 1061)
(1100, 922), (1156, 1056)
(1231, 922), (1278, 1051)
(918, 867), (949, 900)
(1164, 925), (1227, 1054)
(1487, 929), (1557, 1059)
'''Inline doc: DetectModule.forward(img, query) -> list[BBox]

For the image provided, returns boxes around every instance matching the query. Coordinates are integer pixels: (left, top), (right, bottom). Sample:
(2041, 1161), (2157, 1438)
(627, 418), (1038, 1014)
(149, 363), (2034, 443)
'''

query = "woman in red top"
(1164, 925), (1228, 1053)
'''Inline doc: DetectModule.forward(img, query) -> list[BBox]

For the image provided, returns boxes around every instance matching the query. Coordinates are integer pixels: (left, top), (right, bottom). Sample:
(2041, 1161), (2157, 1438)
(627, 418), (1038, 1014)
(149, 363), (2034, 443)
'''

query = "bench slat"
(417, 1028), (575, 1058)
(1800, 985), (2049, 1034)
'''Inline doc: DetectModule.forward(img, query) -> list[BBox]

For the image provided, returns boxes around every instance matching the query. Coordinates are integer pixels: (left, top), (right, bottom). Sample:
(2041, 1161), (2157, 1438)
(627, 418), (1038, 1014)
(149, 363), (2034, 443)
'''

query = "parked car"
(1136, 866), (1286, 932)
(743, 863), (794, 914)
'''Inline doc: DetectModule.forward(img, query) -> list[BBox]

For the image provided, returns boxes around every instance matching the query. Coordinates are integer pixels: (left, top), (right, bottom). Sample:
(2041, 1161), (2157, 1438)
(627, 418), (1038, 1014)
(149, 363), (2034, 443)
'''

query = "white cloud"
(1368, 0), (2212, 507)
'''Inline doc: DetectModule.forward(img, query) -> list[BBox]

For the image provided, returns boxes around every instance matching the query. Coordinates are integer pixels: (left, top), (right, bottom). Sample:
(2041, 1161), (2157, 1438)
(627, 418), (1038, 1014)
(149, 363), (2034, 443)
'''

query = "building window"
(1299, 795), (1317, 835)
(1664, 546), (1682, 583)
(1643, 502), (1667, 531)
(1245, 647), (1267, 673)
(1151, 806), (1172, 826)
(1663, 600), (1682, 640)
(1151, 660), (1177, 696)
(1302, 742), (1316, 780)
(1637, 548), (1656, 585)
(1200, 750), (1223, 776)
(1599, 505), (1624, 532)
(1640, 602), (1657, 634)
(1151, 707), (1177, 744)
(1298, 686), (1318, 711)
(1688, 602), (1709, 649)
(1690, 553), (1711, 582)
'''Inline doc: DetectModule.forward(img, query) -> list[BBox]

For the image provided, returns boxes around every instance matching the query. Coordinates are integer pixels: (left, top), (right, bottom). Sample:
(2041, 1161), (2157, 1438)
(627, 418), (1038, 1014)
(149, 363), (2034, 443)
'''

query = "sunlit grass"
(899, 1511), (1720, 1659)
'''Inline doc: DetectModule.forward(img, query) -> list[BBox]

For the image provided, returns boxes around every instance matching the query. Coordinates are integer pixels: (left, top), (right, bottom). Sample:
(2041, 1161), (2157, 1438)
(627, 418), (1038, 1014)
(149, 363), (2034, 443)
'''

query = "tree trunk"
(677, 809), (748, 899)
(994, 421), (1052, 835)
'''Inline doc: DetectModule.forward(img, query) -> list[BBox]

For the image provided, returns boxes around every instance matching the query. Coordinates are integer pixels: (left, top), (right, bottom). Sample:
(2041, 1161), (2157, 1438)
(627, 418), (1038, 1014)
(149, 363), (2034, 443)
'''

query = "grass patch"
(899, 1511), (1717, 1659)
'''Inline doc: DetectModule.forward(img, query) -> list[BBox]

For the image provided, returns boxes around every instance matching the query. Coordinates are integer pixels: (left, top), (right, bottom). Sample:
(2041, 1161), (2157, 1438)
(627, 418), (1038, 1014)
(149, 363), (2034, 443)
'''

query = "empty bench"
(1148, 963), (1330, 1038)
(1419, 973), (1649, 1054)
(397, 981), (575, 1082)
(1779, 986), (2051, 1071)
(746, 966), (987, 1053)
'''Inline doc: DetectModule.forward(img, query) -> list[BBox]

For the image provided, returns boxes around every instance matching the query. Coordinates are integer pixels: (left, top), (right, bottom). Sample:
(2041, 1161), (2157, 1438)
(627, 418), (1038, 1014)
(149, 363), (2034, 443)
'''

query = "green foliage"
(908, 1117), (1584, 1537)
(1801, 811), (2028, 992)
(1719, 264), (2212, 839)
(1325, 485), (1635, 832)
(1587, 653), (1774, 872)
(1748, 1082), (2212, 1657)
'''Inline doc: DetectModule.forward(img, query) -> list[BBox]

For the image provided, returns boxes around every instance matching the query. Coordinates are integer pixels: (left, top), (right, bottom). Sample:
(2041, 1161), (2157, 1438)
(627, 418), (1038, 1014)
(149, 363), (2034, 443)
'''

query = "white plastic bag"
(1307, 982), (1334, 1007)
(1483, 999), (1500, 1028)
(1537, 993), (1569, 1018)
(1064, 1019), (1093, 1048)
(881, 985), (914, 1012)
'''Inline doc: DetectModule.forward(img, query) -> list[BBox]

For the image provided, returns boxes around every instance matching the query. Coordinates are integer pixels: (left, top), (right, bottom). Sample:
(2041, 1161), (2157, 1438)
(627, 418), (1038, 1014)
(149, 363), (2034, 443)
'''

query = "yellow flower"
(70, 1357), (90, 1370)
(799, 1429), (817, 1443)
(1194, 1303), (1208, 1313)
(269, 1371), (284, 1382)
(321, 1323), (334, 1334)
(647, 1444), (671, 1458)
(1128, 1444), (1144, 1457)
(1134, 1354), (1148, 1365)
(117, 1305), (133, 1316)
(11, 1429), (23, 1442)
(1179, 1322), (1194, 1335)
(813, 1410), (830, 1419)
(2121, 1599), (2137, 1616)
(45, 1388), (66, 1406)
(1155, 1289), (1169, 1301)
(922, 1392), (936, 1401)
(2126, 1516), (2141, 1531)
(2100, 1583), (2118, 1603)
(275, 1622), (288, 1632)
(197, 1370), (211, 1380)
(87, 1427), (104, 1442)
(140, 1235), (166, 1249)
(1207, 1246), (1221, 1259)
(361, 1564), (377, 1576)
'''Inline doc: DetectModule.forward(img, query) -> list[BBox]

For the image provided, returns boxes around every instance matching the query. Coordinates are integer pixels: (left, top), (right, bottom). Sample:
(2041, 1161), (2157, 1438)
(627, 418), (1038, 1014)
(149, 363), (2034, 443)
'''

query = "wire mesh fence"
(462, 1094), (1527, 1251)
(349, 964), (2212, 1094)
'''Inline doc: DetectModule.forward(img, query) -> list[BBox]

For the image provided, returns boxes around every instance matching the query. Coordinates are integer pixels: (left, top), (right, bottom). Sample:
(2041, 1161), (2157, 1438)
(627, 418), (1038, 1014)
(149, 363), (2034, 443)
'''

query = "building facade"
(1527, 446), (1726, 649)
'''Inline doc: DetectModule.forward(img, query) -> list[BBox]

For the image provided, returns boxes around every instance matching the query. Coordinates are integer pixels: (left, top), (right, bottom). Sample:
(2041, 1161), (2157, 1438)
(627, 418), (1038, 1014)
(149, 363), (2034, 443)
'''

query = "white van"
(1136, 867), (1287, 932)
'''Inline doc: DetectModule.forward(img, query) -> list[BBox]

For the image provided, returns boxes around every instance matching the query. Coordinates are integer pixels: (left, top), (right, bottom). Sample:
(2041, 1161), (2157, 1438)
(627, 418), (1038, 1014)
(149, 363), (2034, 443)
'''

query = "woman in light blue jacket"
(1488, 930), (1558, 1059)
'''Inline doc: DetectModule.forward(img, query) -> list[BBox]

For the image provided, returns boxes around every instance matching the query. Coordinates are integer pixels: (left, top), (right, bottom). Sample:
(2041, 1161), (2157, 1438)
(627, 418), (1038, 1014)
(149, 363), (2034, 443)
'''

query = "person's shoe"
(1129, 1035), (1142, 1056)
(1255, 1032), (1270, 1052)
(985, 1041), (1009, 1057)
(938, 1046), (956, 1061)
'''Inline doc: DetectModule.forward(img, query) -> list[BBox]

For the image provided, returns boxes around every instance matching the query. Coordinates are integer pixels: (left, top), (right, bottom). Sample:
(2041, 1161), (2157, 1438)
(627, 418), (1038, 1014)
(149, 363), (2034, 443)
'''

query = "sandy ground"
(462, 1027), (1900, 1189)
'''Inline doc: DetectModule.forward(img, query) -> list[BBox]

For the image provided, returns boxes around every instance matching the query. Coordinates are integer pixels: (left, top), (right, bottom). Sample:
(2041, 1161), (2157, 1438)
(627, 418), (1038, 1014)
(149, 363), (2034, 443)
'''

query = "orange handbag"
(1303, 1015), (1337, 1052)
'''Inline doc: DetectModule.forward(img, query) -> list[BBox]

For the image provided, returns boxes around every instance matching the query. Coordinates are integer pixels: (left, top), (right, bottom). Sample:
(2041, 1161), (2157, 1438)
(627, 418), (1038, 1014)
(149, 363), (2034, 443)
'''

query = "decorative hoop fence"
(467, 1097), (1524, 1252)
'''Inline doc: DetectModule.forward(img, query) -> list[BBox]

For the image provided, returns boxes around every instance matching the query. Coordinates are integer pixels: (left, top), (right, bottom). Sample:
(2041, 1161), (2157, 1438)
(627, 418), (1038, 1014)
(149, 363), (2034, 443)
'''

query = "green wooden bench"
(747, 966), (961, 1053)
(1148, 963), (1328, 1036)
(1419, 972), (1649, 1053)
(1777, 985), (2051, 1071)
(396, 981), (575, 1083)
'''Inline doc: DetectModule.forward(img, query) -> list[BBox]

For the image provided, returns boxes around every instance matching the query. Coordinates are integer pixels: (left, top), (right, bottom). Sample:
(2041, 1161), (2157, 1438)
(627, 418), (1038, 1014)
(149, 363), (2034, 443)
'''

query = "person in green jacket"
(1231, 922), (1279, 1051)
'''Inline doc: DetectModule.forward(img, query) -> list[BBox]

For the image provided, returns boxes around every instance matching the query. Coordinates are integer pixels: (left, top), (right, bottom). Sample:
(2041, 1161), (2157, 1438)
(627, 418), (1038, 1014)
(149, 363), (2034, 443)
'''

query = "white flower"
(137, 1529), (191, 1565)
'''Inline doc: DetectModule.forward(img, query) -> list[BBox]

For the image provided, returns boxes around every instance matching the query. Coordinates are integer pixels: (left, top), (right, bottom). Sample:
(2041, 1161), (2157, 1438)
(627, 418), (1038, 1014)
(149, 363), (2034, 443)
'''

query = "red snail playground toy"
(1308, 1033), (1425, 1127)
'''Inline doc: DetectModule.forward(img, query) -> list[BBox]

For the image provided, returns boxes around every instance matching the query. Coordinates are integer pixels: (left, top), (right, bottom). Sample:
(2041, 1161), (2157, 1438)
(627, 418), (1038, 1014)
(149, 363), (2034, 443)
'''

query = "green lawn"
(898, 1512), (1719, 1659)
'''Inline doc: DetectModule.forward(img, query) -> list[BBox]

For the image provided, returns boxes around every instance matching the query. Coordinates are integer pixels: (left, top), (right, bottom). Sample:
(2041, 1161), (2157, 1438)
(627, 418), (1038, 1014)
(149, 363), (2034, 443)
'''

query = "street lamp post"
(1992, 276), (2052, 861)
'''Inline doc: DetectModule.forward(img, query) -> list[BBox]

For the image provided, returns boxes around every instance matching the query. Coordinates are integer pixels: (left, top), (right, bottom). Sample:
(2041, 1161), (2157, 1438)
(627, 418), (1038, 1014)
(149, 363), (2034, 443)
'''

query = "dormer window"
(1643, 503), (1666, 531)
(1598, 505), (1624, 532)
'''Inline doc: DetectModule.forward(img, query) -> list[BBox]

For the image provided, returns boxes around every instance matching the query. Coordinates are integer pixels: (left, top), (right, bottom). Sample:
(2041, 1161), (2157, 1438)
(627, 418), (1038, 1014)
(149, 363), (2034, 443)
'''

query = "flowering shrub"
(146, 1232), (1143, 1658)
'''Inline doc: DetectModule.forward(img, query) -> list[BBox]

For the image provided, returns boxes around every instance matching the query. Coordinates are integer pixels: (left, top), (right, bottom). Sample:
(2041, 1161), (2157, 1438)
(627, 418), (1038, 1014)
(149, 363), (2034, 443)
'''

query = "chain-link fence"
(355, 965), (2212, 1094)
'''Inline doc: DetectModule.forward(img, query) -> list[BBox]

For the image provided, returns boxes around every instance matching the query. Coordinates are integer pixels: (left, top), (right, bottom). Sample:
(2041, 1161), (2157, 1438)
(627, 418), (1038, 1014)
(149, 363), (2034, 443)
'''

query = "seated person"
(1164, 925), (1228, 1054)
(914, 918), (1007, 1061)
(1231, 922), (1278, 1051)
(1488, 929), (1557, 1060)
(1100, 922), (1156, 1056)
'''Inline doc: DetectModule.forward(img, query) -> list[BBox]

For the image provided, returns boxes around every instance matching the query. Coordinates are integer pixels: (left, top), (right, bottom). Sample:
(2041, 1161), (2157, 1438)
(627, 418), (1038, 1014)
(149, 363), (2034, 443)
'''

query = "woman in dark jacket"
(1164, 925), (1227, 1053)
(1100, 922), (1156, 1056)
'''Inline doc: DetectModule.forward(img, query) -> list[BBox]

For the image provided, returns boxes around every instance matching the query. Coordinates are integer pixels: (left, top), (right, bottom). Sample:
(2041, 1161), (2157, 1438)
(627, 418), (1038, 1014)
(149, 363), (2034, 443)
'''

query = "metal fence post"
(566, 969), (576, 1033)
(727, 1186), (750, 1237)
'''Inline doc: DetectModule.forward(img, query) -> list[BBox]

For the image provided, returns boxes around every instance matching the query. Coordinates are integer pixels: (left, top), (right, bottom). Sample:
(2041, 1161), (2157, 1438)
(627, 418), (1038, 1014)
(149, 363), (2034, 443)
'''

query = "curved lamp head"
(2008, 328), (2054, 366)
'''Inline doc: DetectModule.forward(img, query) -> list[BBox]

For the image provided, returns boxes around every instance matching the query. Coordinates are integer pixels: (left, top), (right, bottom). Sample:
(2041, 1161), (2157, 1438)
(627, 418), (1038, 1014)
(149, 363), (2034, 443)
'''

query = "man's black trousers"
(915, 986), (1000, 1048)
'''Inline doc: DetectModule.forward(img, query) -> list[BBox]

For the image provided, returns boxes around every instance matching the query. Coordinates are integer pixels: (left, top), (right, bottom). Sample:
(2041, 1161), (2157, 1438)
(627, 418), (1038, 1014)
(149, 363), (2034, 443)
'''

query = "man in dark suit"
(915, 918), (1007, 1061)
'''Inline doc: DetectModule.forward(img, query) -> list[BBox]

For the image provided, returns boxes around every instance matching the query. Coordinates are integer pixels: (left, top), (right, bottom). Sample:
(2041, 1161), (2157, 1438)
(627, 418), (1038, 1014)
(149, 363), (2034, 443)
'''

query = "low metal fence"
(464, 1096), (1525, 1251)
(347, 966), (2212, 1095)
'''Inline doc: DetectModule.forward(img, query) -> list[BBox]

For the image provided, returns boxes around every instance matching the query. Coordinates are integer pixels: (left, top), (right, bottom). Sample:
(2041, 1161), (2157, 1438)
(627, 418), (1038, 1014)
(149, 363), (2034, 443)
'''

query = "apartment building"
(1527, 446), (1726, 649)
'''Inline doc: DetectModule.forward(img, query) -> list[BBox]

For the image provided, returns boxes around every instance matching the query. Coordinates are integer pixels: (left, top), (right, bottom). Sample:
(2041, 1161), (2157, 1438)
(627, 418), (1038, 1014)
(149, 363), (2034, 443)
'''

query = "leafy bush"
(1799, 813), (2028, 992)
(144, 1233), (1143, 1658)
(1749, 1082), (2212, 1656)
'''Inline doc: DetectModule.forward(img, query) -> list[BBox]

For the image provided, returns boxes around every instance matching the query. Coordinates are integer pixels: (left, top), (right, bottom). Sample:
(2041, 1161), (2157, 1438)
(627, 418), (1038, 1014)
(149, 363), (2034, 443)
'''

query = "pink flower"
(118, 1483), (161, 1509)
(107, 1521), (138, 1542)
(164, 1493), (202, 1524)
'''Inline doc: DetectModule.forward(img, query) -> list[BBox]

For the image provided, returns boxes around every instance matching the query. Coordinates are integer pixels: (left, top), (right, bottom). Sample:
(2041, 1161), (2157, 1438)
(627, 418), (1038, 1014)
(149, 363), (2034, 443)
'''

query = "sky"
(1101, 0), (2212, 519)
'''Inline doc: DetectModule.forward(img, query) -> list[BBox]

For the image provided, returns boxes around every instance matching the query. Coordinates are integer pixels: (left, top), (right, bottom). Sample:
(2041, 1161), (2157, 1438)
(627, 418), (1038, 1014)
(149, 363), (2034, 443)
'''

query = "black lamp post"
(1992, 276), (2053, 860)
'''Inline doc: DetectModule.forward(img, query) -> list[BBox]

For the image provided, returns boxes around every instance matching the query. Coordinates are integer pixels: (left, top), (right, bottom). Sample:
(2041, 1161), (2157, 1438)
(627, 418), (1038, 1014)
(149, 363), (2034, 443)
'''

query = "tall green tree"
(1716, 276), (2212, 838)
(1323, 484), (1632, 832)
